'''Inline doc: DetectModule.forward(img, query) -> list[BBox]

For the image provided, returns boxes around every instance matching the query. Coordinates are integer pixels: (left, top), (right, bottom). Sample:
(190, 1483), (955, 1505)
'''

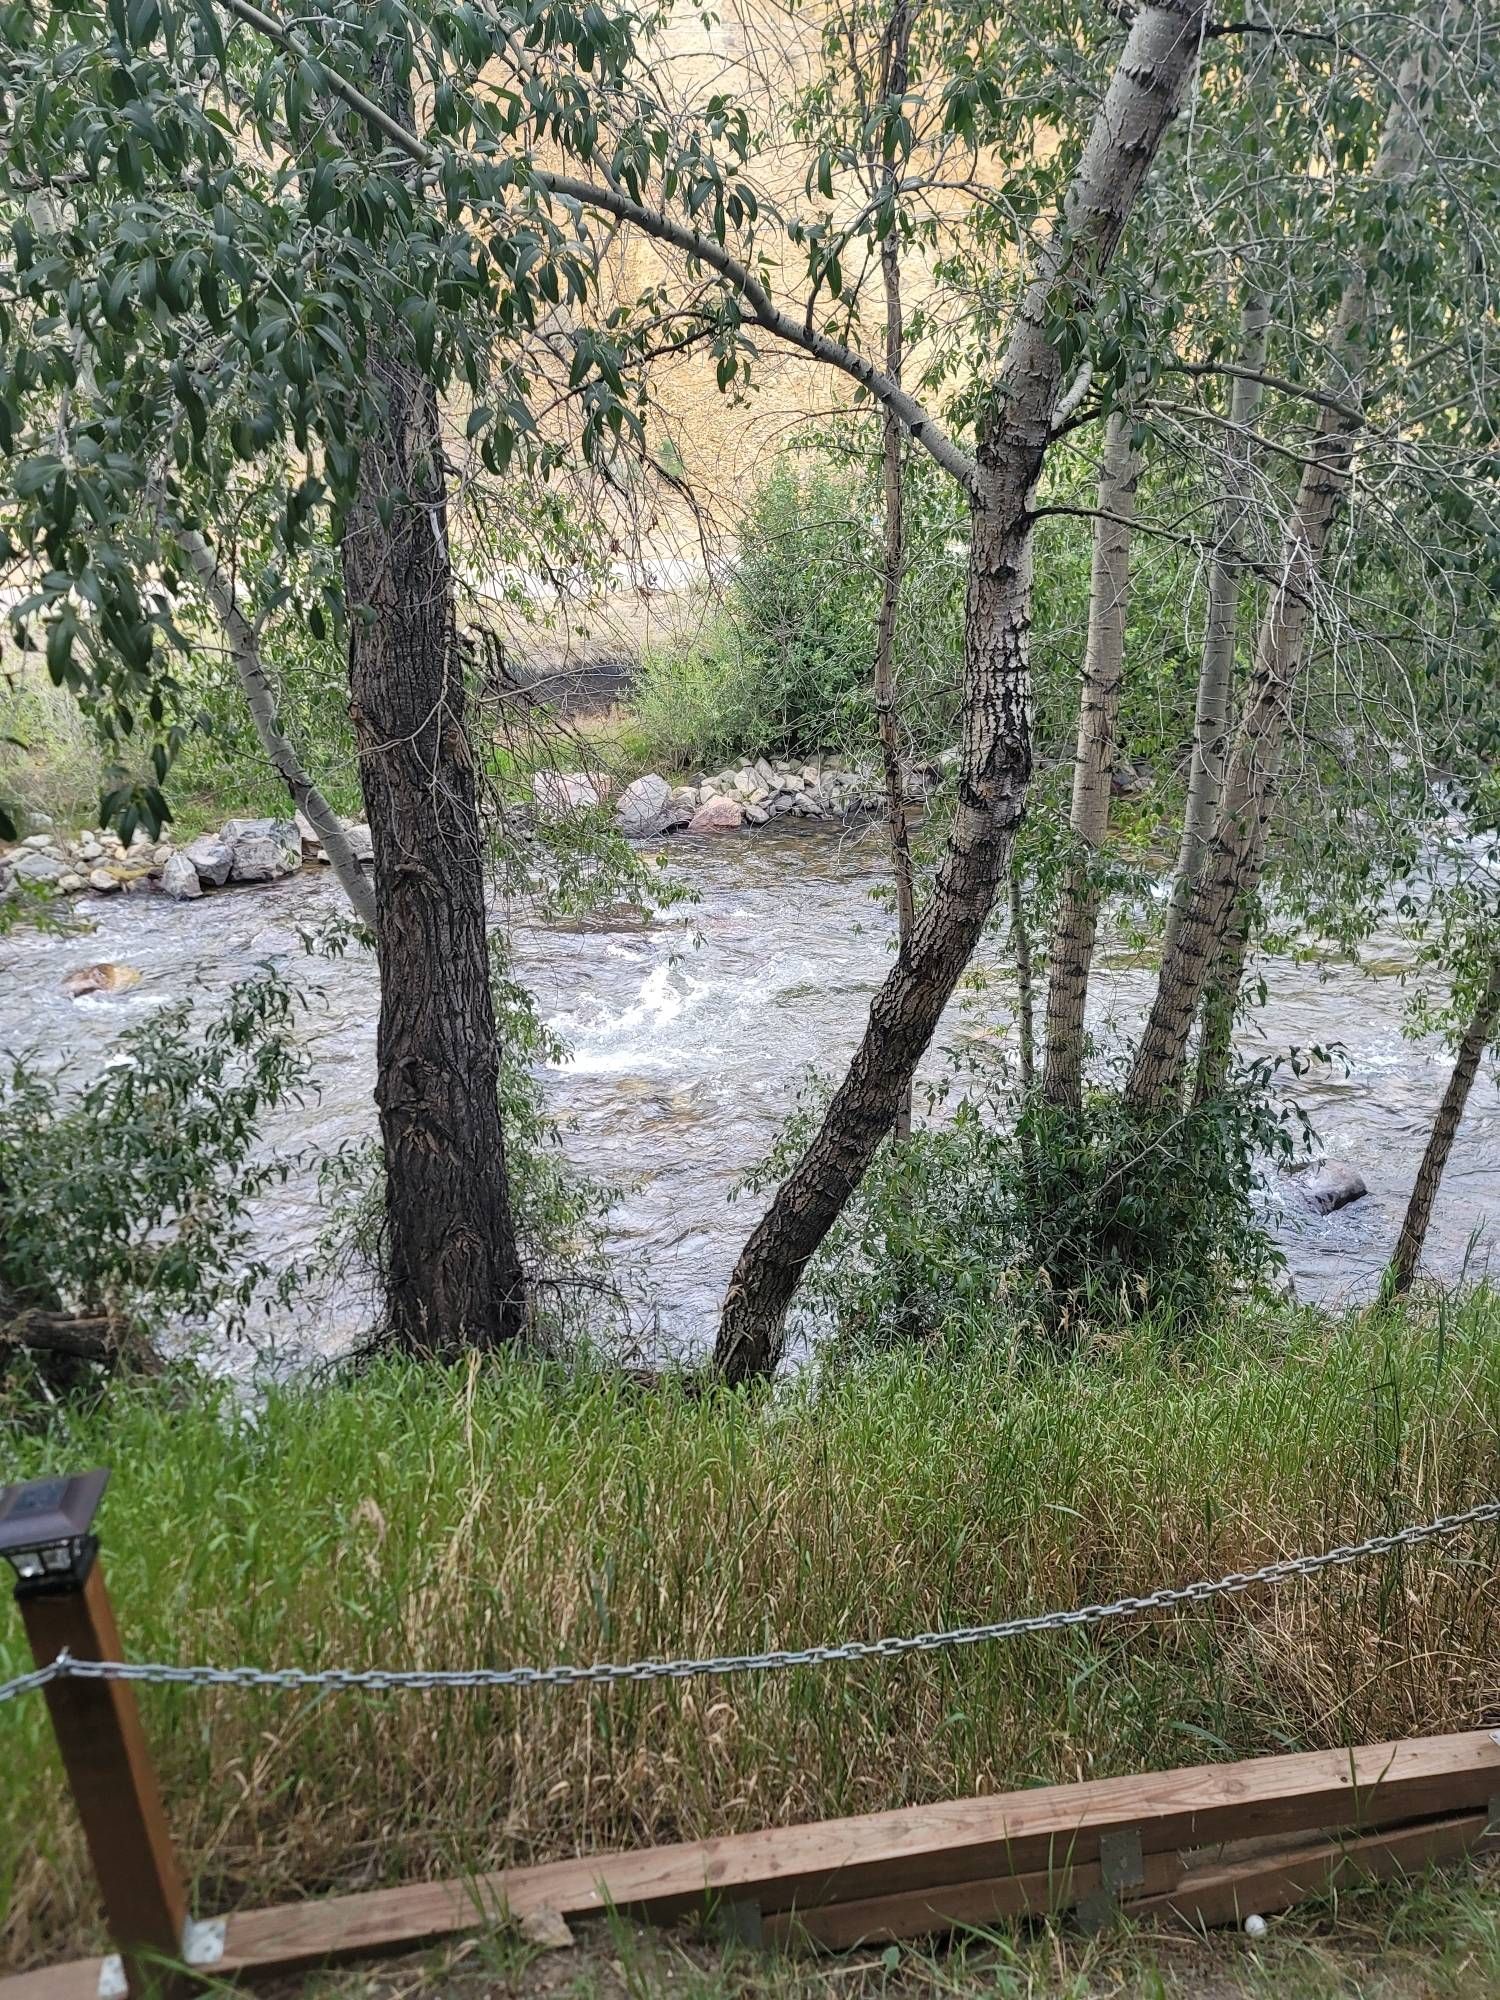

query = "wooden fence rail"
(3, 1470), (1497, 1997)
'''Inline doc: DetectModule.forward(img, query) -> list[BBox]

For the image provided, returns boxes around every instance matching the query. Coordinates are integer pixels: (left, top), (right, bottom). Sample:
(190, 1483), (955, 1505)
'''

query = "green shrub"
(0, 971), (312, 1351)
(633, 447), (968, 770)
(765, 1053), (1304, 1355)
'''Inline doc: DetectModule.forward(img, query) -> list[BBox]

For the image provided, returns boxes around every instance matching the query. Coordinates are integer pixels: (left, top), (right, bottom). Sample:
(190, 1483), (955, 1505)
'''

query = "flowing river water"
(3, 821), (1496, 1368)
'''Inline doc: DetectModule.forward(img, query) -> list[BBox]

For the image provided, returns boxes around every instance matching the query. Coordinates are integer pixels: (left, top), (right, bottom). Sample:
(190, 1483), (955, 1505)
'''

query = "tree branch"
(211, 0), (980, 493)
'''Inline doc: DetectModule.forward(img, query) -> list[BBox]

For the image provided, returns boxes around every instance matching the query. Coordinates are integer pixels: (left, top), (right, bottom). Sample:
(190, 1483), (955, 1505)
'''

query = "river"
(3, 822), (1496, 1368)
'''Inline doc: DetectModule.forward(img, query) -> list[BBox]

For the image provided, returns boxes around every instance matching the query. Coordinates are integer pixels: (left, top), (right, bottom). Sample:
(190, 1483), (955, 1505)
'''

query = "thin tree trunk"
(341, 302), (526, 1357)
(1162, 291), (1269, 961)
(872, 1), (917, 1141)
(1388, 955), (1500, 1296)
(175, 528), (378, 930)
(1191, 897), (1253, 1102)
(1010, 845), (1035, 1094)
(1125, 39), (1430, 1114)
(1041, 408), (1139, 1108)
(714, 0), (1208, 1381)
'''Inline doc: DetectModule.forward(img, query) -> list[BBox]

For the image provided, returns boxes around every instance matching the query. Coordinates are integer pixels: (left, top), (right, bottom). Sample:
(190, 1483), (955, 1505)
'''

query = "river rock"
(1296, 1161), (1369, 1215)
(661, 787), (698, 831)
(220, 817), (302, 883)
(88, 867), (121, 894)
(616, 773), (671, 837)
(13, 850), (66, 884)
(533, 770), (610, 818)
(687, 796), (744, 833)
(62, 962), (142, 998)
(743, 803), (770, 826)
(160, 852), (203, 901)
(184, 835), (234, 887)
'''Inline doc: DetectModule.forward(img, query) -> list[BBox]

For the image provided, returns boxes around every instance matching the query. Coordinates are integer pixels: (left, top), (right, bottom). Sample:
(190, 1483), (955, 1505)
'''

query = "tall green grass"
(3, 1292), (1499, 1972)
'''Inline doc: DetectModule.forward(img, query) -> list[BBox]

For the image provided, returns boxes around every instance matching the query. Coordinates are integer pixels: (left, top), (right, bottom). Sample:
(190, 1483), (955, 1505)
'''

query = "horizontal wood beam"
(769, 1812), (1497, 1948)
(5, 1732), (1499, 1996)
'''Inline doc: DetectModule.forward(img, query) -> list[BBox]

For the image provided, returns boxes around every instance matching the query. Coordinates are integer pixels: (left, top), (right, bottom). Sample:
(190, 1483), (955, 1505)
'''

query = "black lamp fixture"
(0, 1469), (110, 1594)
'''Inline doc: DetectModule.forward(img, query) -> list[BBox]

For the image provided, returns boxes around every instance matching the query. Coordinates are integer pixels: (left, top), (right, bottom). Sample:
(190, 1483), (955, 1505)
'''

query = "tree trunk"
(1125, 39), (1429, 1114)
(872, 7), (917, 1141)
(1387, 955), (1500, 1296)
(1041, 408), (1139, 1108)
(714, 0), (1209, 1381)
(1162, 291), (1269, 961)
(1010, 845), (1036, 1095)
(175, 528), (378, 930)
(341, 341), (527, 1357)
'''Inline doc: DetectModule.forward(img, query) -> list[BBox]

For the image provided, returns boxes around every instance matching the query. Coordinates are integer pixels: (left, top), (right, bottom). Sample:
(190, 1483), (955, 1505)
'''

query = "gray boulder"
(219, 817), (302, 883)
(660, 787), (698, 831)
(13, 850), (66, 885)
(184, 835), (234, 887)
(533, 770), (610, 819)
(616, 774), (672, 837)
(160, 852), (203, 901)
(1296, 1161), (1369, 1215)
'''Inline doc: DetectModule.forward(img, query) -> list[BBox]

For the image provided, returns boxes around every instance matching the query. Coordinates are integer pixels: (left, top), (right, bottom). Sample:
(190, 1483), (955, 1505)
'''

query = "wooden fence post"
(2, 1473), (198, 1998)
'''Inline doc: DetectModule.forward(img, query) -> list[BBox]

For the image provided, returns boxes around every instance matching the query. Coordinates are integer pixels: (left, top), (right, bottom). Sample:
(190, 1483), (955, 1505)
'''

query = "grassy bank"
(3, 1292), (1500, 1974)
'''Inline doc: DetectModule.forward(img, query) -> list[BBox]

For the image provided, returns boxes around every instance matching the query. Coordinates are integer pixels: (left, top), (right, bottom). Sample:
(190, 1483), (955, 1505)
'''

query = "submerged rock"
(1295, 1161), (1369, 1215)
(62, 962), (143, 998)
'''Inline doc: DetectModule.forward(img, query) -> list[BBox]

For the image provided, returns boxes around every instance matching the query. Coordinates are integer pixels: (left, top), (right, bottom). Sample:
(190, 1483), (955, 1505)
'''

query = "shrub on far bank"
(633, 451), (967, 774)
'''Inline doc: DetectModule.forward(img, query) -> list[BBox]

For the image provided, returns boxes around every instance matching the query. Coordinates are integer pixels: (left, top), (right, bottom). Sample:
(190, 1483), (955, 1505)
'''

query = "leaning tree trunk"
(1387, 954), (1500, 1296)
(1041, 408), (1140, 1108)
(341, 342), (527, 1357)
(1162, 291), (1269, 961)
(1125, 38), (1430, 1115)
(871, 8), (917, 1141)
(176, 528), (378, 930)
(714, 0), (1209, 1382)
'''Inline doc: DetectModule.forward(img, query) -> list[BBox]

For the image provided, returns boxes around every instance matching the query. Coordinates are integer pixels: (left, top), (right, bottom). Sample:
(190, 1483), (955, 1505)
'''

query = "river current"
(3, 822), (1495, 1367)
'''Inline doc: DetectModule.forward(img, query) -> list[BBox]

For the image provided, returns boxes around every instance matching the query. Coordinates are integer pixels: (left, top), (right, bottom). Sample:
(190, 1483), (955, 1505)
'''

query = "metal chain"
(3, 1497), (1496, 1708)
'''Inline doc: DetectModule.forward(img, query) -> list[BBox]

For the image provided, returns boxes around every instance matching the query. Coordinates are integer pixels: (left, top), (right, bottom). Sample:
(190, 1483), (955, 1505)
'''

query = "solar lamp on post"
(1, 1470), (201, 1996)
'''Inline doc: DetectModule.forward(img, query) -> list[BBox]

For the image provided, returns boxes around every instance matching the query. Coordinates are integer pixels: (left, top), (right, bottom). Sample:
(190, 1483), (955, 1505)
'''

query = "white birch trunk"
(1126, 41), (1430, 1112)
(716, 0), (1210, 1380)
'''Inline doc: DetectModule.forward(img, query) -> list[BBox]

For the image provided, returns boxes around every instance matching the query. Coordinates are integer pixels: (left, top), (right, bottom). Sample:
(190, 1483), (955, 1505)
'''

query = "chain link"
(3, 1498), (1496, 1709)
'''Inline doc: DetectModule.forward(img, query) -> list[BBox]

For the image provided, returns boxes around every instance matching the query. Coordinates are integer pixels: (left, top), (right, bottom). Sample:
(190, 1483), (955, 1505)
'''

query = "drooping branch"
(176, 528), (378, 930)
(211, 0), (980, 492)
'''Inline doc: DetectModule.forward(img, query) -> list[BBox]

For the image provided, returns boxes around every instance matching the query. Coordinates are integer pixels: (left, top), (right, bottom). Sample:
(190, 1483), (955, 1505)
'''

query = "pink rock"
(687, 796), (744, 833)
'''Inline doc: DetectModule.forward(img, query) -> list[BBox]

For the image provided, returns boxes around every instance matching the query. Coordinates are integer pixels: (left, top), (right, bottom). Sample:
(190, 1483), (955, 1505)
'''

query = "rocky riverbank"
(537, 752), (940, 838)
(1, 813), (373, 904)
(0, 753), (933, 911)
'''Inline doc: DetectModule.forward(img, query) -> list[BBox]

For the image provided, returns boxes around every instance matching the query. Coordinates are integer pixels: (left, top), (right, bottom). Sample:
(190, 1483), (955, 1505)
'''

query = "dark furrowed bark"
(1388, 955), (1500, 1296)
(714, 0), (1211, 1382)
(341, 342), (527, 1357)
